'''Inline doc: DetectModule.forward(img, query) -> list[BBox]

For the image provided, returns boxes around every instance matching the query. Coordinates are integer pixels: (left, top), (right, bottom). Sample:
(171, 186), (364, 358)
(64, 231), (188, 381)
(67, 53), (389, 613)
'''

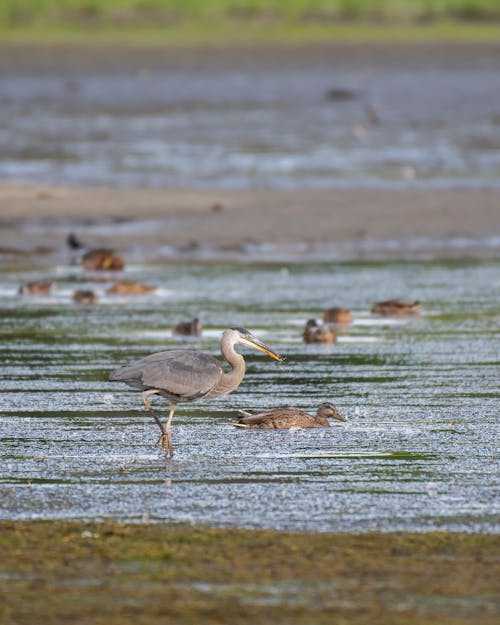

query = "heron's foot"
(157, 432), (173, 458)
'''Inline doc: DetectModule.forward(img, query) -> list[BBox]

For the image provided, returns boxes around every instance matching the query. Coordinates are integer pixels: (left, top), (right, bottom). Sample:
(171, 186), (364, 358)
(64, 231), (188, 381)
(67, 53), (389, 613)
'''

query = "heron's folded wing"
(110, 350), (222, 399)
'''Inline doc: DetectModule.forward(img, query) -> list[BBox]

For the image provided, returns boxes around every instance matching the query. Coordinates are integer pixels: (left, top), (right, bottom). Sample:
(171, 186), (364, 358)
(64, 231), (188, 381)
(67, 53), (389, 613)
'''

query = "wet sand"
(1, 184), (499, 261)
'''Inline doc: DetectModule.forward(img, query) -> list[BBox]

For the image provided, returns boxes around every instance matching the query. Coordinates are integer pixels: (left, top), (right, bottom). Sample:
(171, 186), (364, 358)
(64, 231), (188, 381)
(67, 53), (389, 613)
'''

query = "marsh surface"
(1, 258), (498, 532)
(1, 44), (500, 189)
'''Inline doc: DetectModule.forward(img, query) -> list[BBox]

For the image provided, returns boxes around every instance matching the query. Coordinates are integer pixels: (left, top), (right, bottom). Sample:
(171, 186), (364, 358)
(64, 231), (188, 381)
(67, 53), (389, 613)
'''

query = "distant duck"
(233, 402), (346, 429)
(19, 280), (54, 296)
(82, 248), (125, 271)
(106, 280), (157, 295)
(303, 319), (336, 343)
(173, 318), (202, 337)
(371, 298), (422, 316)
(67, 233), (125, 271)
(73, 289), (98, 305)
(323, 306), (353, 324)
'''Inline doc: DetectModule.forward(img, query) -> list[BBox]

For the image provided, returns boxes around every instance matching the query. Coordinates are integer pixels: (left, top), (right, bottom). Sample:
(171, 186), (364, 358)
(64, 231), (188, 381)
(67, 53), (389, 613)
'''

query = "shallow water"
(1, 258), (499, 532)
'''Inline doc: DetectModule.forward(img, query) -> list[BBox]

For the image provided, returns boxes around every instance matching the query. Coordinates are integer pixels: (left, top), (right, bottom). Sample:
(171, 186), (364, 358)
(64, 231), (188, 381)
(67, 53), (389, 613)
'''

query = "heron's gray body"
(109, 350), (227, 402)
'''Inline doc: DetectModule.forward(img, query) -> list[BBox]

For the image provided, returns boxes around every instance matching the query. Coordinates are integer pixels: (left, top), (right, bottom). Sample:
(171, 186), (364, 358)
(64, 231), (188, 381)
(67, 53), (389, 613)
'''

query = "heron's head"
(317, 402), (346, 422)
(228, 327), (284, 362)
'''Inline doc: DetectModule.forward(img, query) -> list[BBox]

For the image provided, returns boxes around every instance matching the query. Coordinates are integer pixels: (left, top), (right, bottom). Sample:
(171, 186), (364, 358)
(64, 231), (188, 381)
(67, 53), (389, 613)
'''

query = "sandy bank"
(1, 185), (500, 261)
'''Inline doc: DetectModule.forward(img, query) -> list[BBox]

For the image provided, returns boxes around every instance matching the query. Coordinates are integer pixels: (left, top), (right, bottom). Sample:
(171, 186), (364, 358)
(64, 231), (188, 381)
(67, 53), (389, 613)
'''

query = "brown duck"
(82, 248), (125, 271)
(106, 280), (157, 295)
(371, 298), (422, 316)
(323, 306), (353, 324)
(73, 289), (98, 305)
(233, 402), (346, 429)
(173, 318), (202, 337)
(303, 319), (336, 343)
(19, 281), (54, 296)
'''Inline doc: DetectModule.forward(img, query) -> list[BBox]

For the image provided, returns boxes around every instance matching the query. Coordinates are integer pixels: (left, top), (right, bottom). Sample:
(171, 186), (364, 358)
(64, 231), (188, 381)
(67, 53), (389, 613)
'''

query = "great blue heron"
(233, 402), (345, 429)
(371, 298), (422, 316)
(109, 327), (283, 457)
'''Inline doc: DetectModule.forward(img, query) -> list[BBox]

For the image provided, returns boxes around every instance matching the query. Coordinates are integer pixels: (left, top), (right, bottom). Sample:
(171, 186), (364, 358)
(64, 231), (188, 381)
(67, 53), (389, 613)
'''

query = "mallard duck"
(19, 280), (54, 296)
(82, 248), (125, 271)
(371, 298), (422, 316)
(106, 280), (157, 295)
(303, 319), (336, 343)
(173, 318), (202, 337)
(67, 233), (125, 271)
(233, 402), (346, 429)
(323, 307), (353, 324)
(73, 289), (98, 305)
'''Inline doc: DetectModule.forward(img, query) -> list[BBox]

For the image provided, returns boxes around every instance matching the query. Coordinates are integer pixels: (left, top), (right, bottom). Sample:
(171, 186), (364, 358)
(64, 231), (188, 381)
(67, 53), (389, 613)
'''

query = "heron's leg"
(141, 389), (165, 434)
(164, 402), (177, 458)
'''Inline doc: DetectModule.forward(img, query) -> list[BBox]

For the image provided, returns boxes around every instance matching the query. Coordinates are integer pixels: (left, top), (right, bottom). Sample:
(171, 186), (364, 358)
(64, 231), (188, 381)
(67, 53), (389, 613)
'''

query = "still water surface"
(1, 259), (498, 532)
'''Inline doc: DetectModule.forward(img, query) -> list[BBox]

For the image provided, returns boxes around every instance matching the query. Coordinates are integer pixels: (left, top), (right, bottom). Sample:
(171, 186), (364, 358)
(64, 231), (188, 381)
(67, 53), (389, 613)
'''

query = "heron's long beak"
(244, 335), (284, 362)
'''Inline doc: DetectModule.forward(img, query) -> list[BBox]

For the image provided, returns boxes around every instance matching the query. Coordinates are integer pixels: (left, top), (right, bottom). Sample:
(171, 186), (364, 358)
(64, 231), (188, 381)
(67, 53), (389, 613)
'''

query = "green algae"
(1, 521), (498, 625)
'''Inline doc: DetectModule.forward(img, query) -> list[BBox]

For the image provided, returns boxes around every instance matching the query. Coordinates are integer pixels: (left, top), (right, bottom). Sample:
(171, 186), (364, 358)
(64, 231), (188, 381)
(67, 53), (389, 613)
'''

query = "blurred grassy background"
(1, 0), (499, 44)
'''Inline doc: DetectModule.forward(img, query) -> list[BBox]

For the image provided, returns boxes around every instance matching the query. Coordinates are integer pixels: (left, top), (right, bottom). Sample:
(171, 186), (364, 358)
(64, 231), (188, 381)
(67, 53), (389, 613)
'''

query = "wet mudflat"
(1, 521), (499, 625)
(0, 257), (498, 533)
(1, 43), (499, 190)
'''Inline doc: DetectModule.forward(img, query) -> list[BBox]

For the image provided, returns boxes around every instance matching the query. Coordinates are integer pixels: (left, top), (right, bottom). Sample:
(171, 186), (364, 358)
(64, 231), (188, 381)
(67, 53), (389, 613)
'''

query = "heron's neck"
(207, 334), (246, 398)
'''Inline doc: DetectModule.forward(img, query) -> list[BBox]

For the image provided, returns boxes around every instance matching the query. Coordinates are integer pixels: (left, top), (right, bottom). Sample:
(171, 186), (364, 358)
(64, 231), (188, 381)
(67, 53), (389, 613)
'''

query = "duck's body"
(371, 298), (422, 316)
(82, 248), (124, 271)
(323, 307), (353, 324)
(173, 318), (202, 337)
(234, 402), (345, 429)
(73, 289), (98, 305)
(67, 233), (125, 271)
(106, 280), (157, 295)
(303, 319), (336, 343)
(19, 280), (54, 296)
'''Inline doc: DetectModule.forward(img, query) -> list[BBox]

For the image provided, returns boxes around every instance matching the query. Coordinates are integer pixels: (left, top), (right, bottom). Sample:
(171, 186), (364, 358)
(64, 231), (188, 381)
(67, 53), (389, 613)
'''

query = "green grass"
(1, 19), (500, 46)
(0, 1), (500, 46)
(1, 0), (500, 26)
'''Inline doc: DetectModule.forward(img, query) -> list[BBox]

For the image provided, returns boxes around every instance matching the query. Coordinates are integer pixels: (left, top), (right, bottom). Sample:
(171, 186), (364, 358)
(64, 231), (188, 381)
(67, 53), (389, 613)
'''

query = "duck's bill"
(333, 413), (348, 422)
(246, 337), (284, 362)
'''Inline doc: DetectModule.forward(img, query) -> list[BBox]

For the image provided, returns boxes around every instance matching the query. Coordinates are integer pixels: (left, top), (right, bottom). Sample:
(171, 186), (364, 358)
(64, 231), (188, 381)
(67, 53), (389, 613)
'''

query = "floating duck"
(371, 298), (422, 316)
(67, 233), (125, 271)
(73, 289), (98, 305)
(303, 319), (336, 343)
(323, 307), (353, 324)
(82, 248), (125, 271)
(233, 402), (346, 429)
(19, 281), (54, 296)
(106, 280), (157, 295)
(173, 318), (202, 337)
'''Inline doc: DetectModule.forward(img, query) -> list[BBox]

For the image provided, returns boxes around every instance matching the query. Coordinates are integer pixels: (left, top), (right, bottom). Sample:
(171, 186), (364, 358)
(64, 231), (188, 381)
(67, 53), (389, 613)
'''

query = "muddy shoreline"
(1, 521), (498, 625)
(1, 184), (499, 263)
